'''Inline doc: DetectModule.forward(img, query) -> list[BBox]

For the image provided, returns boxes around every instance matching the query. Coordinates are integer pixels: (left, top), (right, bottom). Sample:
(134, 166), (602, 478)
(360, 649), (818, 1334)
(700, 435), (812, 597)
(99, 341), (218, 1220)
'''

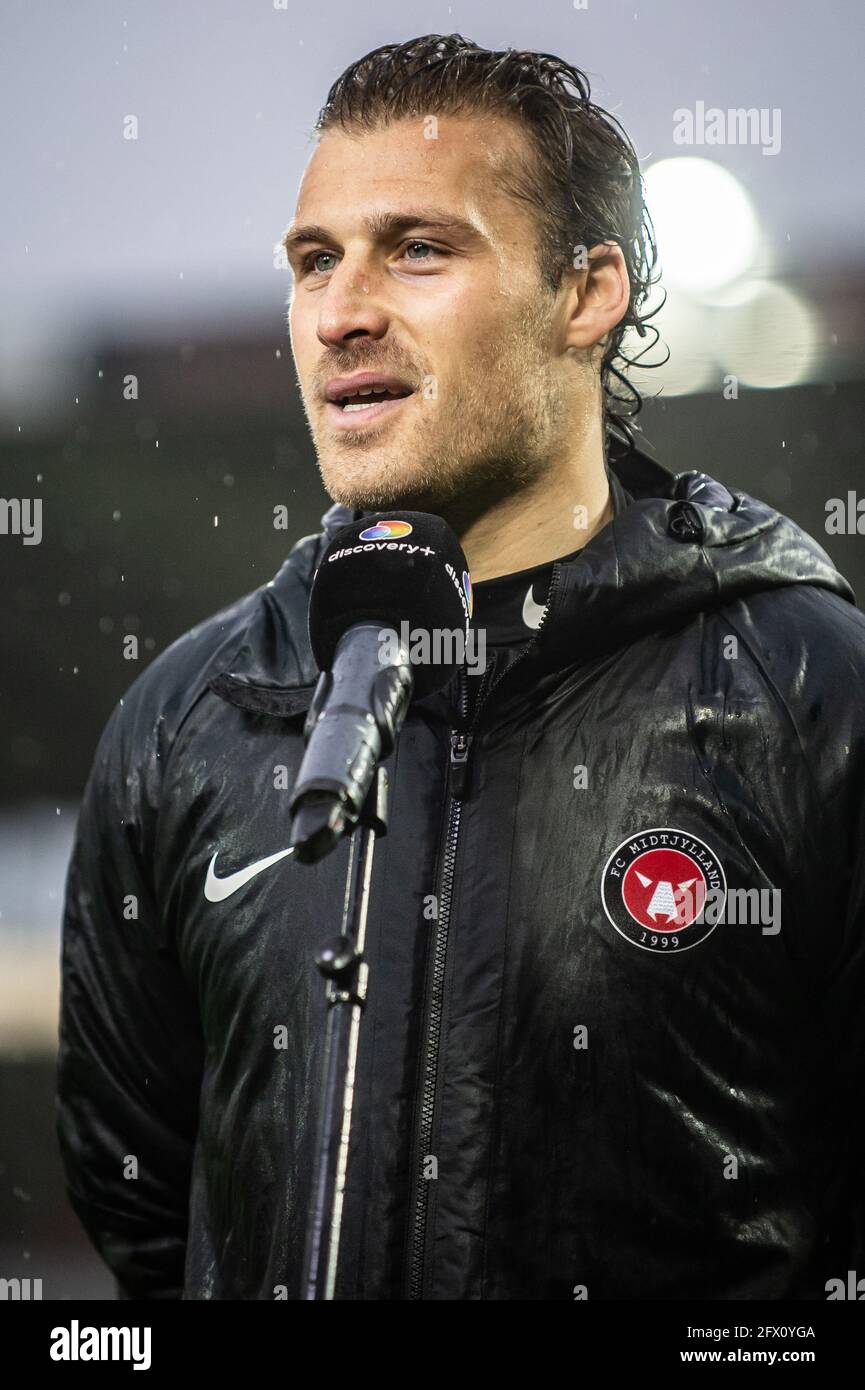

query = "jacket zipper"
(406, 562), (563, 1299)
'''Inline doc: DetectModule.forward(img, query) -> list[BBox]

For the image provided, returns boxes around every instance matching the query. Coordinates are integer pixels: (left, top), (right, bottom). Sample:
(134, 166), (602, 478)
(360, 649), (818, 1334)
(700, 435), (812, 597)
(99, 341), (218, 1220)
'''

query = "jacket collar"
(209, 443), (855, 718)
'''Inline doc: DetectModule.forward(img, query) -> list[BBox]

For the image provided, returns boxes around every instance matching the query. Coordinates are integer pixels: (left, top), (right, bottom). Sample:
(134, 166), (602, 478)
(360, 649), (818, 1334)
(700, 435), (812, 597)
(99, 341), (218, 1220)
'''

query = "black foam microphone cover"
(308, 510), (473, 699)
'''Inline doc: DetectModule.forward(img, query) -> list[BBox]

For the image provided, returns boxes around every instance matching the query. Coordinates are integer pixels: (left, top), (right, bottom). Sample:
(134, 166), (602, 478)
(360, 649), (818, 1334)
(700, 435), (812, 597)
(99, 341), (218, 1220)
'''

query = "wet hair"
(314, 33), (662, 448)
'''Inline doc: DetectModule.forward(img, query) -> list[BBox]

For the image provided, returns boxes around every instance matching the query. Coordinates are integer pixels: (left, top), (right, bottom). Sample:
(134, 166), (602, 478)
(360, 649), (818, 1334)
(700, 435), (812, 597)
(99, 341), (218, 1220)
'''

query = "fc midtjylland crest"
(601, 827), (726, 953)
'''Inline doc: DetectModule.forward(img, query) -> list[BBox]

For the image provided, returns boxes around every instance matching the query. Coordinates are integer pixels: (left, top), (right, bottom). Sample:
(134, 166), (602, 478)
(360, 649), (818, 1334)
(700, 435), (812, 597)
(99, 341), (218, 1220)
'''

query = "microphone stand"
(298, 764), (389, 1300)
(289, 629), (411, 1297)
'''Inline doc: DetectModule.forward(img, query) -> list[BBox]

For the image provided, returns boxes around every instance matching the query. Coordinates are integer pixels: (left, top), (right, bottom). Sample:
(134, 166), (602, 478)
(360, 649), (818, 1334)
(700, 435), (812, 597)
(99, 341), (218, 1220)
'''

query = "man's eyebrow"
(281, 210), (485, 255)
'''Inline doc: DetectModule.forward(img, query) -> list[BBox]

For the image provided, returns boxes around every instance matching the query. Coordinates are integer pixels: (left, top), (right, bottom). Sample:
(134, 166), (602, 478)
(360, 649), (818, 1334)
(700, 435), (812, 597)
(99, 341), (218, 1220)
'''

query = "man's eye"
(305, 250), (339, 274)
(402, 240), (445, 262)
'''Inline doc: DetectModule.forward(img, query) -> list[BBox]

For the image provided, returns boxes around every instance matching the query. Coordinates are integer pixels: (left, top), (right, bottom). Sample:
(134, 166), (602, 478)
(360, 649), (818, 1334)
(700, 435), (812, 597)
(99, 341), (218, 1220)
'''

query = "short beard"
(310, 290), (570, 527)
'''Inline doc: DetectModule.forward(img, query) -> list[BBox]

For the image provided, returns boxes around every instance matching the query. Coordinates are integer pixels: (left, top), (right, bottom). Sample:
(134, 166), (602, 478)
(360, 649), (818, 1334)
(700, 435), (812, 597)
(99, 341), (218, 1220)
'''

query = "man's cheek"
(287, 299), (312, 356)
(289, 332), (316, 398)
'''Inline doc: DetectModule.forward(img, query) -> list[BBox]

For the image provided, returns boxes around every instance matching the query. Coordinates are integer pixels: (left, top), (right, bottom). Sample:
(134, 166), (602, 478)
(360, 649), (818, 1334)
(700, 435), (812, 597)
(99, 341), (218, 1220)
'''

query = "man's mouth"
(324, 371), (415, 425)
(337, 385), (410, 413)
(328, 372), (417, 408)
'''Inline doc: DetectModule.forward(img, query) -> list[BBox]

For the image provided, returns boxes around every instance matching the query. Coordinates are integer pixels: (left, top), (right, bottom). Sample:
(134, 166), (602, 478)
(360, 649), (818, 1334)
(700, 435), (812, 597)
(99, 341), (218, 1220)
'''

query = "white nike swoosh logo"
(522, 583), (547, 630)
(204, 847), (294, 903)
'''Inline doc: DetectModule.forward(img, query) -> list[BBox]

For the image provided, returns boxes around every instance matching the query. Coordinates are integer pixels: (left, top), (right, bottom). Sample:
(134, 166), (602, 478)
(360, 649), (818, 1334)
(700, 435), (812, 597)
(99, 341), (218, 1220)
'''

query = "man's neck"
(450, 417), (613, 582)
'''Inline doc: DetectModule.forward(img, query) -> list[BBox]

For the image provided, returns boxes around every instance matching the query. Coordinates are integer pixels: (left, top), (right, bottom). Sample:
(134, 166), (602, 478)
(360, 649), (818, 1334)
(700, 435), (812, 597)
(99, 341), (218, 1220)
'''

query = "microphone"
(288, 511), (474, 862)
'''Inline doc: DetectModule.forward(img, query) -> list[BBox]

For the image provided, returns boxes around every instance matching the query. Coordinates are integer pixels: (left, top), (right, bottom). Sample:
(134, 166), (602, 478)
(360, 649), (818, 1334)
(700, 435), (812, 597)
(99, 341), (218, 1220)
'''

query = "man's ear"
(560, 241), (630, 353)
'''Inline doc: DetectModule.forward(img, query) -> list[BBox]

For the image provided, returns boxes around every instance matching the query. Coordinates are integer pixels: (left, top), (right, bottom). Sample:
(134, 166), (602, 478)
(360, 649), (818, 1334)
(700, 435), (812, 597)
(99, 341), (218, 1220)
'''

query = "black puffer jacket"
(56, 446), (865, 1300)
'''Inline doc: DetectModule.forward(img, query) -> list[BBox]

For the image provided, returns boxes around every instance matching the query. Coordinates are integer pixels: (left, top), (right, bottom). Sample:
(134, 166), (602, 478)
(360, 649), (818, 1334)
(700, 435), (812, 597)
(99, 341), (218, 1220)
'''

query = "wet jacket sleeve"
(56, 694), (204, 1300)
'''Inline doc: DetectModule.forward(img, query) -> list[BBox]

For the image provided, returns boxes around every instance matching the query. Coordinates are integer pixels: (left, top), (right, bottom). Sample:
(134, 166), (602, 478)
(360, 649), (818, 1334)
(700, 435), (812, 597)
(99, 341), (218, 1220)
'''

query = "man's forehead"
(292, 112), (533, 229)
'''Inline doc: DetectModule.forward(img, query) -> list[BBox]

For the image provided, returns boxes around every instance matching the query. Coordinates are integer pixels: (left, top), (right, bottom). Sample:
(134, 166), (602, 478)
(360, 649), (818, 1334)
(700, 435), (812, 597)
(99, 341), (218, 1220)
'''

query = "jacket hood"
(210, 444), (856, 711)
(533, 445), (855, 673)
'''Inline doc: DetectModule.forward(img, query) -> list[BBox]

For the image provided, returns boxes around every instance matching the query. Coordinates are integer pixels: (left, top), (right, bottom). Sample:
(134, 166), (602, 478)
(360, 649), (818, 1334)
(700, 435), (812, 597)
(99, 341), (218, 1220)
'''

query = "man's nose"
(316, 260), (389, 348)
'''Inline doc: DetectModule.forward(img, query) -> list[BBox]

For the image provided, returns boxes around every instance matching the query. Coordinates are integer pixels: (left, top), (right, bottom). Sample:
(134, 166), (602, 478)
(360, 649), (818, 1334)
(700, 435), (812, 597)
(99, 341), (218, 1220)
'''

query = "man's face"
(285, 112), (574, 515)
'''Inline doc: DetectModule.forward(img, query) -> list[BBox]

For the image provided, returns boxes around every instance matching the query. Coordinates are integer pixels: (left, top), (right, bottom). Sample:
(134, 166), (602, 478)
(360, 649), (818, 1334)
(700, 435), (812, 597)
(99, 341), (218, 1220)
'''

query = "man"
(57, 35), (865, 1300)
